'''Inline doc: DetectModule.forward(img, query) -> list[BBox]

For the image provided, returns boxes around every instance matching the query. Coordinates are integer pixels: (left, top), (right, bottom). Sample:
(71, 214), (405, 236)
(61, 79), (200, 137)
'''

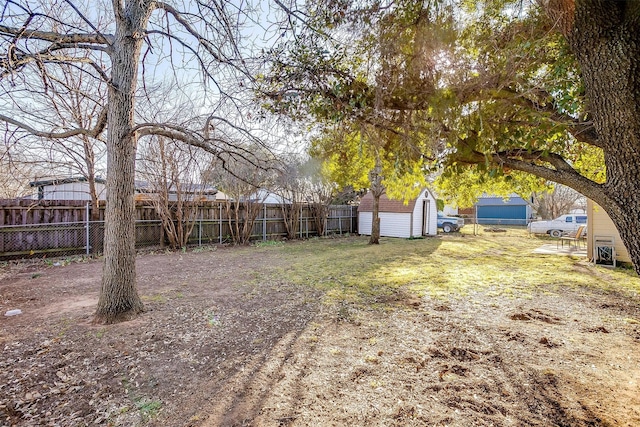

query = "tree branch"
(0, 107), (107, 139)
(0, 24), (114, 45)
(495, 87), (601, 147)
(152, 2), (252, 79)
(134, 122), (276, 173)
(63, 0), (113, 46)
(153, 3), (226, 64)
(453, 145), (606, 202)
(144, 29), (217, 81)
(2, 52), (110, 81)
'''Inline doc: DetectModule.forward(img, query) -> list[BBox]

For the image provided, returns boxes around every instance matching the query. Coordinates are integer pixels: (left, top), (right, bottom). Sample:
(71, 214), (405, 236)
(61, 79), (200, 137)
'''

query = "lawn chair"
(558, 225), (586, 250)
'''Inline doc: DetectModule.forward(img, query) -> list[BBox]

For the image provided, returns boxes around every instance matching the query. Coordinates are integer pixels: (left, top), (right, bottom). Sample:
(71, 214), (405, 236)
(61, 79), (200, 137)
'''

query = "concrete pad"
(533, 243), (587, 257)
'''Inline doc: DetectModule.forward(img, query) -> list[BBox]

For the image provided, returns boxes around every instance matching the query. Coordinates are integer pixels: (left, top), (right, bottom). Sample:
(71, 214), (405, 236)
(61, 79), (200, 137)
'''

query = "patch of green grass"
(252, 231), (640, 308)
(143, 294), (167, 303)
(192, 245), (217, 253)
(120, 377), (162, 422)
(136, 398), (162, 422)
(254, 239), (285, 248)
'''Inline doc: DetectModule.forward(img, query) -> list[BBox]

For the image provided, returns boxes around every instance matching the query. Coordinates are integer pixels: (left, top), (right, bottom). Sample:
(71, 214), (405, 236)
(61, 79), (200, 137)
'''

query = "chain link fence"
(0, 206), (357, 260)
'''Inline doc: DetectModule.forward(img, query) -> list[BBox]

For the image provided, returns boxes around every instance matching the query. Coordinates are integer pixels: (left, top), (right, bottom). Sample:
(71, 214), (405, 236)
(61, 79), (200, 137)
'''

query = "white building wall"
(587, 200), (630, 263)
(359, 189), (438, 238)
(358, 212), (373, 235)
(413, 193), (437, 236)
(413, 200), (438, 237)
(379, 212), (412, 238)
(411, 205), (421, 237)
(359, 212), (411, 238)
(41, 182), (106, 201)
(428, 206), (438, 235)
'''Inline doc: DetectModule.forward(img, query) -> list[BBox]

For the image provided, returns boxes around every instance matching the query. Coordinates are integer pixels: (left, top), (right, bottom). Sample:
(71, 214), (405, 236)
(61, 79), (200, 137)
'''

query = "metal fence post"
(350, 206), (353, 234)
(474, 205), (478, 236)
(85, 202), (90, 255)
(219, 203), (223, 244)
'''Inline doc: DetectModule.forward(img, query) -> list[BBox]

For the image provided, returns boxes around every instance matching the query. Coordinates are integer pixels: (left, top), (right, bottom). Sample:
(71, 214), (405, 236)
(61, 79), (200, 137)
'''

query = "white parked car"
(527, 214), (587, 237)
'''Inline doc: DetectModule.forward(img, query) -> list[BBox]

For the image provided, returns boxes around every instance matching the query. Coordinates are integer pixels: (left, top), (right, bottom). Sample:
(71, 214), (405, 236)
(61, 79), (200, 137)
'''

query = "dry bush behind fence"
(0, 200), (357, 260)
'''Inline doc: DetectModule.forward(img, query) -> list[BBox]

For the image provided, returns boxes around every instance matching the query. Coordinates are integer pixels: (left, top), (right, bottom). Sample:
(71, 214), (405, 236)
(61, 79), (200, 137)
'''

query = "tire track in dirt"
(219, 294), (640, 426)
(197, 327), (314, 427)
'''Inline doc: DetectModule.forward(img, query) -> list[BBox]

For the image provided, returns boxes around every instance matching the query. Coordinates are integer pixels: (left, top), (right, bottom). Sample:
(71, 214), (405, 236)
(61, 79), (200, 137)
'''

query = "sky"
(0, 0), (305, 189)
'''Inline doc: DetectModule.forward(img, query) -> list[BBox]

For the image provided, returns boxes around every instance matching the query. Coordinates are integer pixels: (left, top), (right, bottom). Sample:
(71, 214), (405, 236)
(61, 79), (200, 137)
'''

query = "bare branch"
(2, 52), (110, 81)
(0, 24), (114, 45)
(134, 122), (275, 173)
(153, 2), (251, 78)
(0, 107), (107, 139)
(63, 0), (113, 46)
(144, 29), (217, 80)
(153, 2), (225, 63)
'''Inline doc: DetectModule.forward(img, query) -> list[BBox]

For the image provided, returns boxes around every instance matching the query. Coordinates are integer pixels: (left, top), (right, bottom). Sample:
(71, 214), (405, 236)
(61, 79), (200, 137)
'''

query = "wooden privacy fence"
(0, 200), (357, 259)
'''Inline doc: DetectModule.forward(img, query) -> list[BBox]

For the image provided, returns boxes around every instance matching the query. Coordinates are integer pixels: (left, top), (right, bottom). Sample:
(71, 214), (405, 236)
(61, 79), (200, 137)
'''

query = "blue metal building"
(475, 195), (532, 226)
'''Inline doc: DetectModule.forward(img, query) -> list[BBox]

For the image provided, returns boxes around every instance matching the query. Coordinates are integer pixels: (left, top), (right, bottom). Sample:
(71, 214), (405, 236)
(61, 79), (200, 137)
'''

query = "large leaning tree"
(0, 0), (267, 322)
(265, 0), (640, 273)
(437, 0), (640, 272)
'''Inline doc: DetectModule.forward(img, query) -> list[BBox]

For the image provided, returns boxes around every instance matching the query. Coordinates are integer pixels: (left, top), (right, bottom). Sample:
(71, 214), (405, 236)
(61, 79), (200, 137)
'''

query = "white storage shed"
(357, 189), (437, 238)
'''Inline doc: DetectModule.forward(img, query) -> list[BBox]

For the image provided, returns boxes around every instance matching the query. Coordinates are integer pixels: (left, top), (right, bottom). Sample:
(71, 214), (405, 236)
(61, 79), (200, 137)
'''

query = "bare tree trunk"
(95, 3), (150, 323)
(225, 199), (258, 245)
(241, 201), (263, 244)
(145, 137), (206, 250)
(368, 157), (384, 245)
(224, 199), (239, 244)
(281, 202), (301, 239)
(1, 1), (263, 321)
(370, 192), (381, 244)
(311, 202), (328, 236)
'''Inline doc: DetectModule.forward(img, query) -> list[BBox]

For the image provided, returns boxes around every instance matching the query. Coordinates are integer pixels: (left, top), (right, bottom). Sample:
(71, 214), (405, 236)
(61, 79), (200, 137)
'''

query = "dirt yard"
(1, 235), (640, 426)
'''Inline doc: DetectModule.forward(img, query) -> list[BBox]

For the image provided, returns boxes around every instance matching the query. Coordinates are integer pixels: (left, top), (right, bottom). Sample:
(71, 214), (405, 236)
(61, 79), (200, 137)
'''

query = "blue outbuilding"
(475, 195), (532, 226)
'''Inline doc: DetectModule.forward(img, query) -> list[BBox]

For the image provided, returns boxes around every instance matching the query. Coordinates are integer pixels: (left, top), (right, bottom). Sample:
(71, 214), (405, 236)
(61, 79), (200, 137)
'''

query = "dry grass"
(3, 230), (640, 426)
(256, 228), (640, 305)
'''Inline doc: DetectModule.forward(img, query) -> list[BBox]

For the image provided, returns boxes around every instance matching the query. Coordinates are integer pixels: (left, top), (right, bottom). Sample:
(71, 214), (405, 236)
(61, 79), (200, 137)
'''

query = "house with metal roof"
(29, 176), (107, 201)
(30, 176), (218, 202)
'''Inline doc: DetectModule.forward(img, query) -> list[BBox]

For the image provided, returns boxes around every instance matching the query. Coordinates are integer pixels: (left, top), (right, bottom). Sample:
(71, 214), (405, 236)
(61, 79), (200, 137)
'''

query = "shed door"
(422, 200), (430, 235)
